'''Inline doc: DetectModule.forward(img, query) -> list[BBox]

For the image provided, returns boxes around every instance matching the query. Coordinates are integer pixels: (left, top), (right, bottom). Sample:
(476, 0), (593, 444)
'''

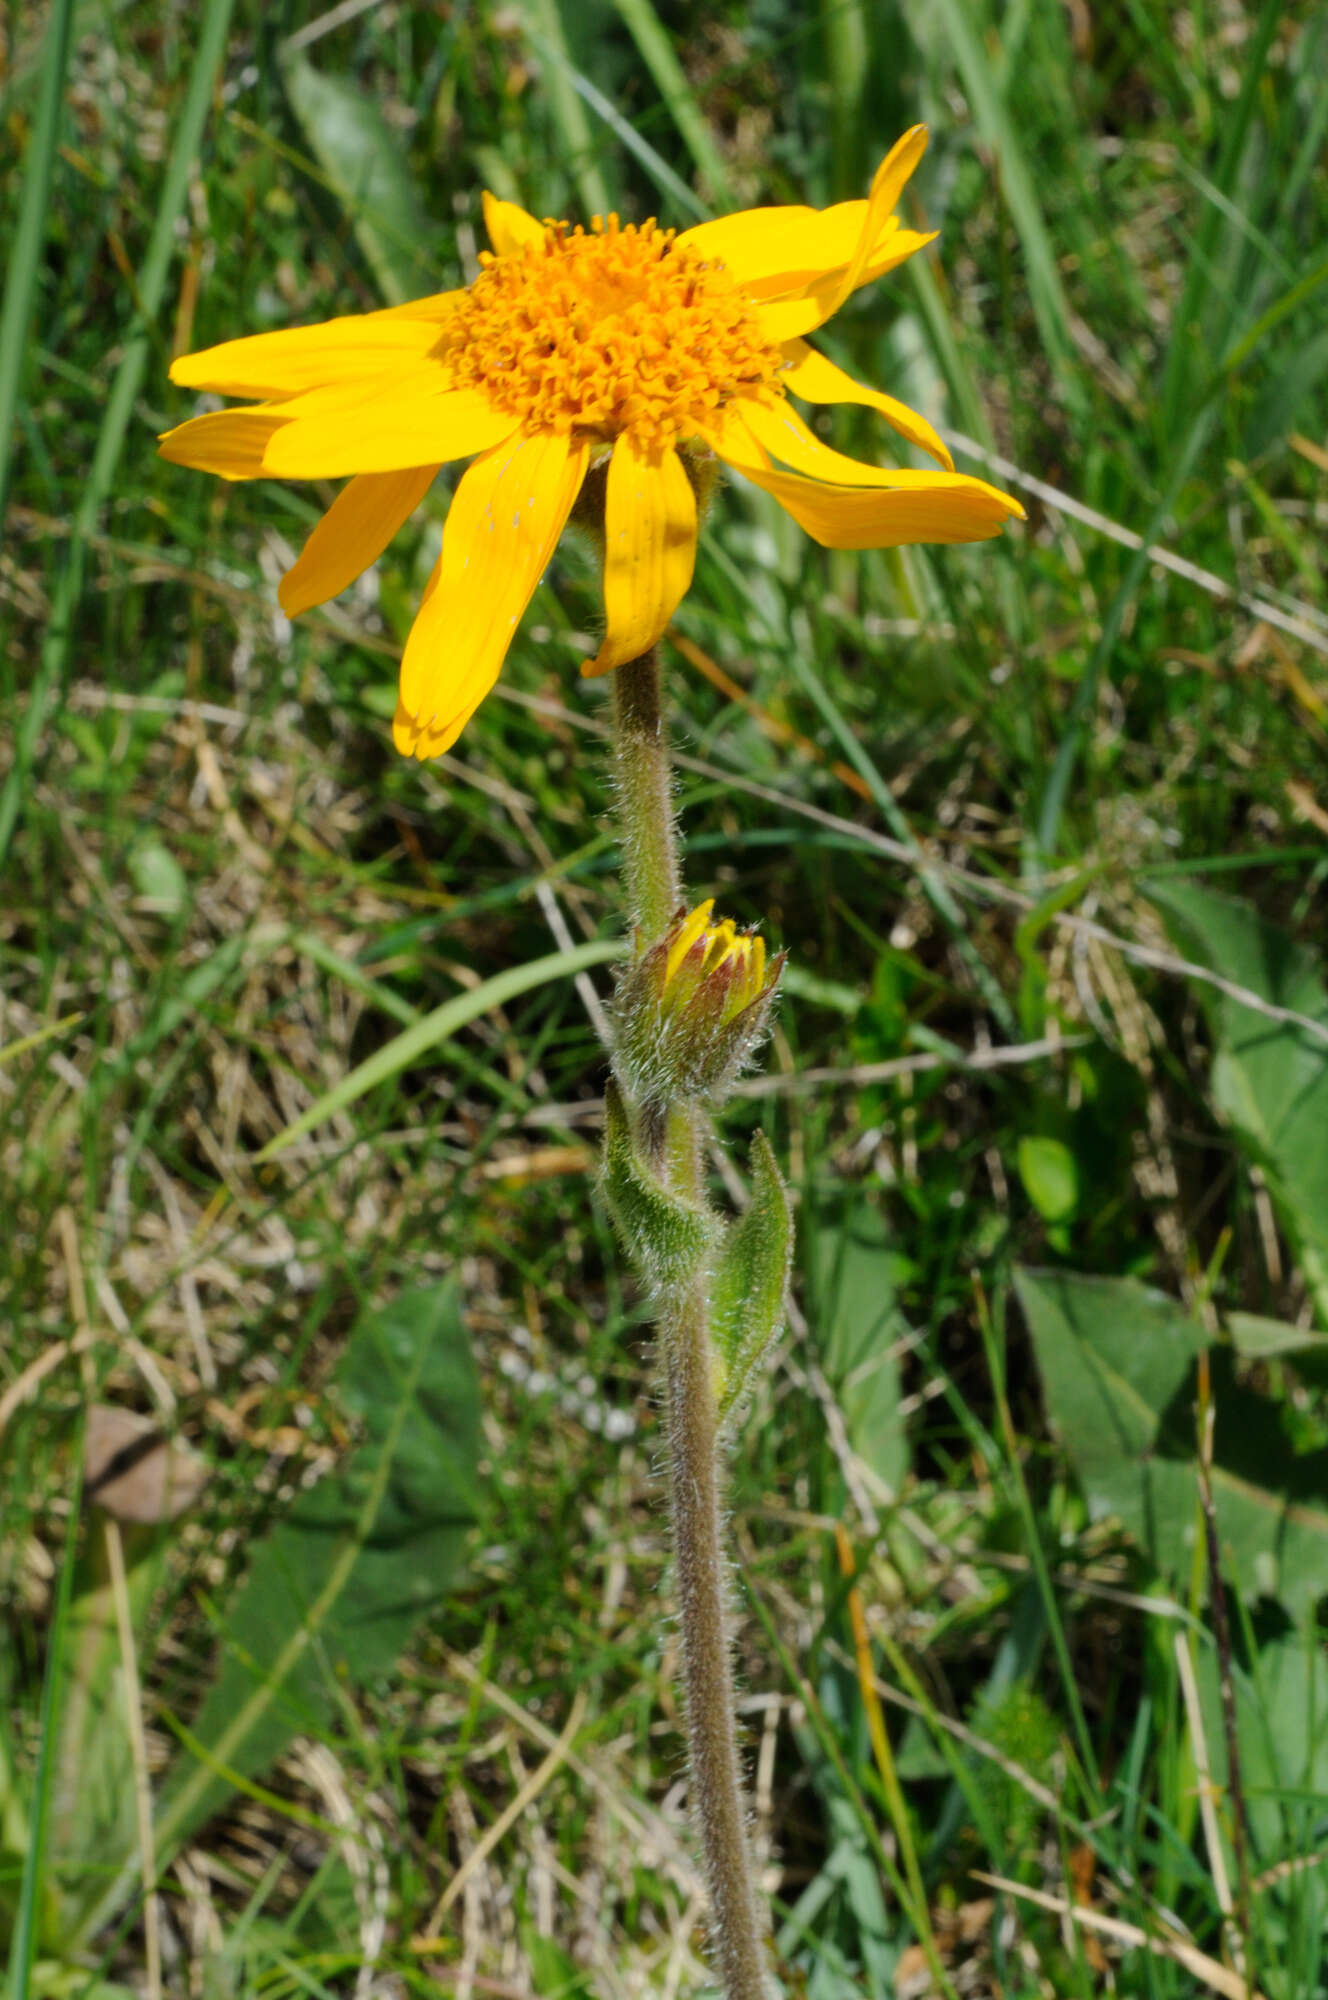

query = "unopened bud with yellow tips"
(612, 898), (784, 1104)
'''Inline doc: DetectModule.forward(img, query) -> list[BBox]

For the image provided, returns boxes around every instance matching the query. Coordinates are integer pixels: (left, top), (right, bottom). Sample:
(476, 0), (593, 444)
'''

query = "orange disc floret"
(438, 216), (787, 450)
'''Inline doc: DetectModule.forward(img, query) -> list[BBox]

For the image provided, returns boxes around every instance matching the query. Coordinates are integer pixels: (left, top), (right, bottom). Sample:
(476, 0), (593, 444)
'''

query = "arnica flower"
(612, 899), (784, 1103)
(160, 127), (1023, 761)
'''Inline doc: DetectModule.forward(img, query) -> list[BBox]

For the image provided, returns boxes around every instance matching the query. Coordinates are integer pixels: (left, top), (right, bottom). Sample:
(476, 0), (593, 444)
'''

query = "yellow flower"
(661, 899), (768, 1024)
(613, 898), (783, 1101)
(160, 128), (1023, 761)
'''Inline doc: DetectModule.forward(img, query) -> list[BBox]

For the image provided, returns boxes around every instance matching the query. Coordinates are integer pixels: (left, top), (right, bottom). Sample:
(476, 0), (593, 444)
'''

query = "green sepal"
(601, 1080), (719, 1291)
(713, 1130), (794, 1431)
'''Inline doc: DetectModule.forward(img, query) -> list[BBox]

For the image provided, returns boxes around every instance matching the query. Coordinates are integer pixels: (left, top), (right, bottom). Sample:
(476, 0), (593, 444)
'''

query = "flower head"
(612, 899), (784, 1103)
(160, 128), (1023, 761)
(660, 899), (769, 1023)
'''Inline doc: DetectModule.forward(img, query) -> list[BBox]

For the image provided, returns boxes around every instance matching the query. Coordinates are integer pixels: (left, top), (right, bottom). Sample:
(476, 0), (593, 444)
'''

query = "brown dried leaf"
(84, 1404), (209, 1523)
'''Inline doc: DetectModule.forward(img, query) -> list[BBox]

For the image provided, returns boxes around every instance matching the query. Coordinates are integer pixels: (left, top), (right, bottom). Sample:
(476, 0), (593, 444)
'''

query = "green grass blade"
(524, 21), (706, 221)
(916, 0), (1081, 409)
(779, 644), (1017, 1034)
(0, 1013), (83, 1068)
(608, 0), (732, 204)
(256, 938), (619, 1160)
(1158, 0), (1283, 437)
(0, 0), (74, 534)
(518, 0), (611, 218)
(821, 0), (869, 195)
(1034, 413), (1210, 866)
(0, 0), (237, 873)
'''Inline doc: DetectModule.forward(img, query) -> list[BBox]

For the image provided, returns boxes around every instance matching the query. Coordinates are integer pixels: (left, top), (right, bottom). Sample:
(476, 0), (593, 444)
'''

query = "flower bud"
(612, 899), (784, 1104)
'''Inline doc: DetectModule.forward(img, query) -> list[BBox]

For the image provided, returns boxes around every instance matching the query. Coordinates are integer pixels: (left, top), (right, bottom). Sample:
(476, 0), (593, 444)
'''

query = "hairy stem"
(609, 650), (770, 2000)
(665, 1277), (769, 2000)
(611, 647), (680, 939)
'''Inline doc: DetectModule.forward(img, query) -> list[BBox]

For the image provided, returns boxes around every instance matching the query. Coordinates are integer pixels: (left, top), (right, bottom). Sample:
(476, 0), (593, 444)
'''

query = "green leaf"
(76, 1285), (480, 1942)
(127, 839), (188, 916)
(714, 1131), (793, 1431)
(1016, 1135), (1079, 1223)
(812, 1204), (910, 1499)
(1016, 1268), (1328, 1616)
(1146, 880), (1328, 1326)
(1195, 1626), (1328, 1866)
(600, 1082), (718, 1291)
(1227, 1311), (1328, 1361)
(281, 56), (436, 305)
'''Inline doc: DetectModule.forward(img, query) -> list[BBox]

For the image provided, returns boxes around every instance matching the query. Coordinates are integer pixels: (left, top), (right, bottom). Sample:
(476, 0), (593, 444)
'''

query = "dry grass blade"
(971, 1872), (1266, 2000)
(426, 1687), (588, 1929)
(104, 1518), (162, 2000)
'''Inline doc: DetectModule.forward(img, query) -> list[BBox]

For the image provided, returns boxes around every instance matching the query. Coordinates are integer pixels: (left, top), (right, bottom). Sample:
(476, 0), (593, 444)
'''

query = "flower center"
(440, 216), (785, 450)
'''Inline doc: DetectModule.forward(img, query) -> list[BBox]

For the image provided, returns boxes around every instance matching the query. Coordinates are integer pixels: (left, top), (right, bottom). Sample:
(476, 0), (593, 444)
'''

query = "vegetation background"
(3, 0), (1327, 1995)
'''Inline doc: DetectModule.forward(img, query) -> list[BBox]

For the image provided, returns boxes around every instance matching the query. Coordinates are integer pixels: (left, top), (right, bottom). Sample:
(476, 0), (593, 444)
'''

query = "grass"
(3, 0), (1328, 1995)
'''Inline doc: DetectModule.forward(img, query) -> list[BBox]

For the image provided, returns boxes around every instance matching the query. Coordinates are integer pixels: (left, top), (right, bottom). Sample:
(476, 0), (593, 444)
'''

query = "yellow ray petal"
(393, 428), (590, 760)
(810, 127), (931, 323)
(481, 191), (548, 257)
(374, 291), (467, 321)
(261, 382), (517, 478)
(751, 227), (935, 342)
(677, 129), (929, 306)
(702, 402), (774, 470)
(678, 204), (903, 291)
(169, 306), (453, 399)
(278, 465), (441, 617)
(781, 339), (953, 469)
(157, 408), (289, 481)
(741, 397), (955, 489)
(678, 202), (833, 276)
(681, 208), (929, 304)
(706, 409), (1022, 546)
(581, 436), (698, 678)
(665, 900), (715, 983)
(727, 459), (1022, 547)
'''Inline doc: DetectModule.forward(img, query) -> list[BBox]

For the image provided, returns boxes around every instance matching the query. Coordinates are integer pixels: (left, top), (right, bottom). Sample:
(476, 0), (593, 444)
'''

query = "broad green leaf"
(812, 1204), (910, 1499)
(50, 1519), (167, 1923)
(282, 56), (436, 305)
(1147, 880), (1328, 1326)
(1227, 1311), (1328, 1361)
(1016, 1135), (1079, 1223)
(76, 1285), (480, 1942)
(1196, 1626), (1328, 1866)
(1017, 1268), (1328, 1616)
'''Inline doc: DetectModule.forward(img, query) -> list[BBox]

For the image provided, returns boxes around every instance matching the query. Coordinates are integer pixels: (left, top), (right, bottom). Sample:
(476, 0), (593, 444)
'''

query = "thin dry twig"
(948, 431), (1328, 657)
(733, 1033), (1084, 1097)
(972, 1870), (1267, 2000)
